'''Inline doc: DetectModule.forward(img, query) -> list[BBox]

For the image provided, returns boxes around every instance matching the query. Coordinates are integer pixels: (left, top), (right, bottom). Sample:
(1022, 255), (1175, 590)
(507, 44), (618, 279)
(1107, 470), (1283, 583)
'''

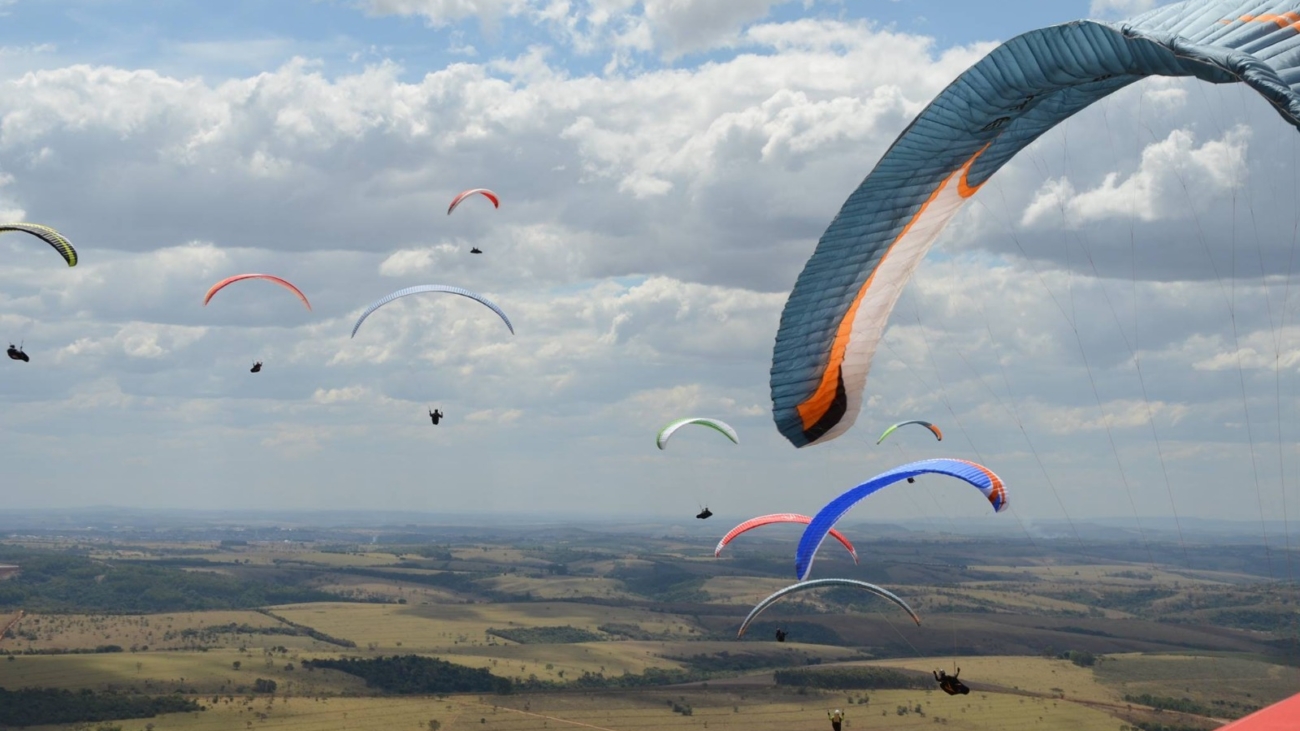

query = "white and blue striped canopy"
(351, 285), (515, 338)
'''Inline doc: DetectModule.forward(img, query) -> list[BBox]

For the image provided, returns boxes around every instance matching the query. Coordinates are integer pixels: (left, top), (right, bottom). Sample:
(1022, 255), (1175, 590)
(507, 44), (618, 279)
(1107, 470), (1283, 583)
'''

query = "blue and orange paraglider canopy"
(795, 458), (1007, 580)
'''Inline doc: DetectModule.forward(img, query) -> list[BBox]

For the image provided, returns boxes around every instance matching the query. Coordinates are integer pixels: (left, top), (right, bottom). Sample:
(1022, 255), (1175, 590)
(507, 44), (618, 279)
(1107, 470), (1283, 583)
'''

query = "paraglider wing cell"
(0, 223), (77, 267)
(876, 420), (943, 445)
(796, 458), (1006, 580)
(770, 1), (1300, 448)
(447, 188), (500, 215)
(737, 578), (920, 639)
(350, 285), (515, 338)
(656, 418), (739, 450)
(715, 513), (858, 564)
(204, 274), (312, 311)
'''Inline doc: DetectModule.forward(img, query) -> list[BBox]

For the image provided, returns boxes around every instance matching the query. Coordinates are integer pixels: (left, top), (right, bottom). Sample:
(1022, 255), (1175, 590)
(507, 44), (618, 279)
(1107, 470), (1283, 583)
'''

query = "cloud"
(0, 170), (23, 219)
(162, 38), (301, 72)
(363, 0), (800, 58)
(0, 43), (54, 57)
(641, 0), (785, 57)
(1188, 328), (1300, 372)
(0, 6), (1297, 526)
(0, 24), (987, 300)
(312, 385), (374, 404)
(365, 0), (527, 28)
(1030, 398), (1191, 435)
(379, 244), (459, 276)
(614, 383), (763, 423)
(1089, 0), (1159, 18)
(57, 322), (208, 360)
(465, 407), (523, 423)
(260, 425), (326, 456)
(1021, 126), (1250, 228)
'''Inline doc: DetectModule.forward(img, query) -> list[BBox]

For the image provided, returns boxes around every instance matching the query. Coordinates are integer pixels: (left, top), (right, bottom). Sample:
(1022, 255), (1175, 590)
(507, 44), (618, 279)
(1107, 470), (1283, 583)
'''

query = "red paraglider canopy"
(715, 514), (858, 564)
(204, 274), (312, 311)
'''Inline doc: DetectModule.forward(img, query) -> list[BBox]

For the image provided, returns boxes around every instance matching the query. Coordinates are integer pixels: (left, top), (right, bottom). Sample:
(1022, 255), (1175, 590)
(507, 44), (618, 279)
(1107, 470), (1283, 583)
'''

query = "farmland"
(0, 517), (1294, 729)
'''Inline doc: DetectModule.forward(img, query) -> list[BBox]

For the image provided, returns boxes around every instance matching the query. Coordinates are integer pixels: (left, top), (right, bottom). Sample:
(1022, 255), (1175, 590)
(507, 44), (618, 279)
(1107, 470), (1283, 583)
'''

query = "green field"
(1095, 653), (1300, 717)
(21, 686), (1138, 731)
(267, 601), (704, 654)
(0, 648), (367, 695)
(7, 610), (287, 652)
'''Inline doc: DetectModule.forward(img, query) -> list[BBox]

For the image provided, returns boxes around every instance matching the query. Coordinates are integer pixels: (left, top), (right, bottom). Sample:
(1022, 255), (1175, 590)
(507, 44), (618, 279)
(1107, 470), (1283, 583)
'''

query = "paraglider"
(6, 343), (28, 362)
(876, 420), (943, 445)
(796, 458), (1006, 580)
(204, 274), (312, 311)
(448, 189), (499, 215)
(934, 668), (969, 696)
(250, 361), (262, 373)
(351, 285), (515, 338)
(738, 578), (920, 639)
(470, 247), (483, 254)
(429, 409), (443, 425)
(658, 419), (732, 524)
(656, 418), (739, 450)
(769, 1), (1300, 449)
(0, 223), (77, 266)
(715, 514), (858, 564)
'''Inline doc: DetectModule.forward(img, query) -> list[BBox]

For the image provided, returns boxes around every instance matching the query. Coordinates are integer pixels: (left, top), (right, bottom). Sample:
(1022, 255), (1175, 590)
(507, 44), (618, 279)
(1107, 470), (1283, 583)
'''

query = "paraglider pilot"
(696, 507), (713, 520)
(250, 361), (262, 373)
(429, 409), (443, 425)
(6, 343), (28, 362)
(774, 628), (787, 643)
(470, 247), (483, 254)
(828, 708), (844, 731)
(934, 668), (969, 695)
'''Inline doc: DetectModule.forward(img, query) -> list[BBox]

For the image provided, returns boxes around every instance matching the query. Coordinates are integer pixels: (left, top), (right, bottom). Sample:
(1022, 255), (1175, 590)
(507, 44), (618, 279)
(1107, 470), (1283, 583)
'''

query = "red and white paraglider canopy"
(447, 188), (499, 215)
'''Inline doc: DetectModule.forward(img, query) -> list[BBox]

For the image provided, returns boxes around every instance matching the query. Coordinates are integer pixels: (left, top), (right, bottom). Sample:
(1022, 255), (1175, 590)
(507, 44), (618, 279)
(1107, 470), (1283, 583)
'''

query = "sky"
(2, 0), (1300, 554)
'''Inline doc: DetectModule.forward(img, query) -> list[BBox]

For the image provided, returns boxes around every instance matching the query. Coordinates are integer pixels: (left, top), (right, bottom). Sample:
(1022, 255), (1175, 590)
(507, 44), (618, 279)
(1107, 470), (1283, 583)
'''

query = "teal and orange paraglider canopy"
(770, 0), (1300, 449)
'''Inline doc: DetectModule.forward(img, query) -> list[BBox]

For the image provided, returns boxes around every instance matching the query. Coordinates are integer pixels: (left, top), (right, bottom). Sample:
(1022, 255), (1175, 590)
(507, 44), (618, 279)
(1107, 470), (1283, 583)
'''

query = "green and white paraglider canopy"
(656, 418), (739, 450)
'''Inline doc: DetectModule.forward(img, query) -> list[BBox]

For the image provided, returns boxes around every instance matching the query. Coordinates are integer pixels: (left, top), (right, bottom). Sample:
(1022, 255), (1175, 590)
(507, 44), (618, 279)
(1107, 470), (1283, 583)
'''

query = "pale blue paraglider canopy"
(771, 0), (1300, 448)
(351, 285), (515, 338)
(796, 458), (1007, 580)
(737, 578), (920, 639)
